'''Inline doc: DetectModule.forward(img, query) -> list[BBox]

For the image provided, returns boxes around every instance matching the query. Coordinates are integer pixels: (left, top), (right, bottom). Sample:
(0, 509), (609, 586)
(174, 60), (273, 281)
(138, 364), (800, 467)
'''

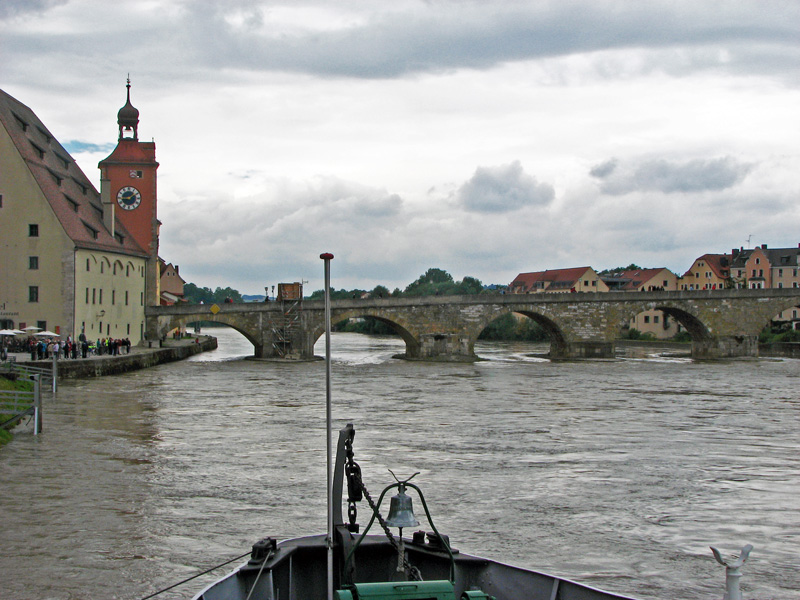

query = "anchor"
(710, 544), (753, 600)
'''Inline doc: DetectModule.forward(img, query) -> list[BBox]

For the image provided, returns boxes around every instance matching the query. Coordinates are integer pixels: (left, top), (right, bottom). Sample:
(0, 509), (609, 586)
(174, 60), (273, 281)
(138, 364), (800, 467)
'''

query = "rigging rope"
(136, 550), (251, 600)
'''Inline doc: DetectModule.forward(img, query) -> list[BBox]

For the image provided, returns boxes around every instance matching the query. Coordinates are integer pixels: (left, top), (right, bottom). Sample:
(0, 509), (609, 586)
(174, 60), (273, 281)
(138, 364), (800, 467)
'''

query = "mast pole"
(320, 252), (335, 600)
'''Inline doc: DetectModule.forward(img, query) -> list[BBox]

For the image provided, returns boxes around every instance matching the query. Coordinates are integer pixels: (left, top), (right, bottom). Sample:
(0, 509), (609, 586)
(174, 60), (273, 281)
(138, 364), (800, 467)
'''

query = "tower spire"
(117, 75), (140, 141)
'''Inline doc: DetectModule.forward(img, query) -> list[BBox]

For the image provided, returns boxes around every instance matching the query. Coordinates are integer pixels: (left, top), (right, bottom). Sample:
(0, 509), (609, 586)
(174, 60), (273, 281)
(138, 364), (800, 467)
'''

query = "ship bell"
(385, 487), (419, 529)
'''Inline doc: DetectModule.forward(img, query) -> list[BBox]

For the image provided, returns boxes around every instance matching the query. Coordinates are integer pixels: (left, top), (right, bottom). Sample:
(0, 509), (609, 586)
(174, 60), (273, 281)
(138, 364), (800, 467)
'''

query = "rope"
(136, 550), (251, 600)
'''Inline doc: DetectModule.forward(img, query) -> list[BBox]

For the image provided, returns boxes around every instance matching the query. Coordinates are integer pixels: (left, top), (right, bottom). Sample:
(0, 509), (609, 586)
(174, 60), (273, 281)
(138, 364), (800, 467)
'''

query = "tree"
(456, 276), (484, 295)
(598, 264), (643, 275)
(183, 282), (215, 304)
(404, 268), (454, 296)
(371, 285), (390, 298)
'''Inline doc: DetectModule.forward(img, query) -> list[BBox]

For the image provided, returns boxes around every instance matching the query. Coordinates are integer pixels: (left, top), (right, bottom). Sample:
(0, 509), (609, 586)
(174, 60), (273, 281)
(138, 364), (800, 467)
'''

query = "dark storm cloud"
(591, 156), (753, 195)
(457, 161), (554, 213)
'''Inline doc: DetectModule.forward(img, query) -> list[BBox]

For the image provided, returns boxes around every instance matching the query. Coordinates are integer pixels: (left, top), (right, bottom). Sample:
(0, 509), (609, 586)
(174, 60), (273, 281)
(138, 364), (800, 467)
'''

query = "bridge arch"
(620, 302), (713, 343)
(155, 314), (263, 354)
(472, 309), (569, 358)
(312, 308), (421, 358)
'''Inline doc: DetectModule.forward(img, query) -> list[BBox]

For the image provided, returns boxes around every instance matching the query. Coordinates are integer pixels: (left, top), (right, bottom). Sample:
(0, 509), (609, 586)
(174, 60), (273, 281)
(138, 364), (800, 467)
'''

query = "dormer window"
(71, 177), (88, 194)
(82, 220), (98, 239)
(63, 194), (79, 212)
(35, 125), (51, 144)
(30, 141), (45, 159)
(12, 112), (28, 132)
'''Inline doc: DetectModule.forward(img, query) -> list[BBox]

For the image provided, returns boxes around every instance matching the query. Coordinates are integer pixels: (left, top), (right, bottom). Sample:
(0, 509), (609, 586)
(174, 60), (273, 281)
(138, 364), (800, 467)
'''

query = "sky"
(2, 0), (799, 295)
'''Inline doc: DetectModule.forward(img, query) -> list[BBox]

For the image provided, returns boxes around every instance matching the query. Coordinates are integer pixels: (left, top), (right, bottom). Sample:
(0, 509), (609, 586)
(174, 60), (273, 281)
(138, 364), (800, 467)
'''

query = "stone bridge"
(145, 288), (800, 361)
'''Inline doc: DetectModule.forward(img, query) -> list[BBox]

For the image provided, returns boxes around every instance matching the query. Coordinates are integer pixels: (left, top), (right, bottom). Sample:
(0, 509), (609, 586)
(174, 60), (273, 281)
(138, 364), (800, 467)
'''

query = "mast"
(320, 252), (335, 600)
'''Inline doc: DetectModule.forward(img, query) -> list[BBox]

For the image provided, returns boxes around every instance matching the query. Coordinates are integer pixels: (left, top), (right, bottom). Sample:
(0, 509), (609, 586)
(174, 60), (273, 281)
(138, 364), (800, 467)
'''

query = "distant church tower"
(98, 78), (160, 307)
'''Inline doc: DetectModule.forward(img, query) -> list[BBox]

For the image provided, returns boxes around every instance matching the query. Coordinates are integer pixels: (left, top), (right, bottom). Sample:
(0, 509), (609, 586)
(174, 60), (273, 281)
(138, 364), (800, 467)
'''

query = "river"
(0, 328), (798, 600)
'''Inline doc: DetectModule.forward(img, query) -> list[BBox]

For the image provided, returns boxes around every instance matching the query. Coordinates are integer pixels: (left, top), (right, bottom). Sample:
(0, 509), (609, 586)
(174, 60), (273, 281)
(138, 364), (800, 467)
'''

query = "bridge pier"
(692, 335), (759, 359)
(415, 333), (475, 362)
(552, 341), (615, 360)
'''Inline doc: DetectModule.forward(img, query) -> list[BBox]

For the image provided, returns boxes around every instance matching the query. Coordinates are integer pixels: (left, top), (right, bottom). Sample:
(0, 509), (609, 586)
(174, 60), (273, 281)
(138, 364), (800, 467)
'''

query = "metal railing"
(0, 374), (42, 434)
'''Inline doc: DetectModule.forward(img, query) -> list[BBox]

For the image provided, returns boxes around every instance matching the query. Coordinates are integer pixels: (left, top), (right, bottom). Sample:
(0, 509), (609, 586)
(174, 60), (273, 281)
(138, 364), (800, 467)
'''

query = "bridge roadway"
(146, 288), (800, 361)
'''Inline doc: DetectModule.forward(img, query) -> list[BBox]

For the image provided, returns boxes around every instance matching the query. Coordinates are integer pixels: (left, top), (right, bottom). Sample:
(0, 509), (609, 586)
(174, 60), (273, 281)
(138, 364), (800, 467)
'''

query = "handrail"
(0, 375), (42, 433)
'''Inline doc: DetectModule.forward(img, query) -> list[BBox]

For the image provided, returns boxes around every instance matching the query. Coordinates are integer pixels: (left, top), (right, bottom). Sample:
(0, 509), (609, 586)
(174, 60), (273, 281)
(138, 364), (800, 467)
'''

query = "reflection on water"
(0, 328), (798, 600)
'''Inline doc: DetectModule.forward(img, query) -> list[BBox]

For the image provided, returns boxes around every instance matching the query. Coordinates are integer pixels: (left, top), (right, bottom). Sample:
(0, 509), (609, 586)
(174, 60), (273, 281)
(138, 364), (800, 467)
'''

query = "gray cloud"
(189, 2), (800, 80)
(591, 156), (753, 195)
(589, 158), (618, 179)
(3, 1), (799, 82)
(456, 161), (554, 213)
(0, 0), (65, 19)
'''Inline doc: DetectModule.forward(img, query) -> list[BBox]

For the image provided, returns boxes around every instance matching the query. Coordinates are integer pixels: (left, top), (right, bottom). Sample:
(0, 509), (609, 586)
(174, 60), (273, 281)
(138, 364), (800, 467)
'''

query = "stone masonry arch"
(307, 308), (421, 359)
(468, 308), (571, 358)
(619, 302), (713, 342)
(151, 313), (263, 355)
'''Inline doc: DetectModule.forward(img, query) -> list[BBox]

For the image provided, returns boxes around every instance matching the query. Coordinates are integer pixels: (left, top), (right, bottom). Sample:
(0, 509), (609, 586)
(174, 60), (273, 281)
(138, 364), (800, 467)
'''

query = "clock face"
(117, 186), (142, 210)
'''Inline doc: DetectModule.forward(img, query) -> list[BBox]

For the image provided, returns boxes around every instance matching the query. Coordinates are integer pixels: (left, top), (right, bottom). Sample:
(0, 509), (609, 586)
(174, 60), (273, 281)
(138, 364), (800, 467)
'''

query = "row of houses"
(509, 244), (800, 338)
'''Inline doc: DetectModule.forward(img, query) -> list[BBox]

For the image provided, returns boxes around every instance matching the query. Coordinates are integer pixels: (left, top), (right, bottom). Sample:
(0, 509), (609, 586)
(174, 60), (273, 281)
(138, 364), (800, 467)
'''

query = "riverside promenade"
(5, 336), (217, 379)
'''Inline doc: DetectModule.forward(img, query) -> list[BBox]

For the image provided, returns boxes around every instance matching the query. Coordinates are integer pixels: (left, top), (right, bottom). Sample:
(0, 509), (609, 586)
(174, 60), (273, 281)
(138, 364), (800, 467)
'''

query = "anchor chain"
(344, 437), (423, 582)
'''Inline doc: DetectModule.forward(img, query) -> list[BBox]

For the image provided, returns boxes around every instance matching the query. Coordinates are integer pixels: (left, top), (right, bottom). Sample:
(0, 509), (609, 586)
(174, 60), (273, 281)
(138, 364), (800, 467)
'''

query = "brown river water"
(0, 328), (798, 600)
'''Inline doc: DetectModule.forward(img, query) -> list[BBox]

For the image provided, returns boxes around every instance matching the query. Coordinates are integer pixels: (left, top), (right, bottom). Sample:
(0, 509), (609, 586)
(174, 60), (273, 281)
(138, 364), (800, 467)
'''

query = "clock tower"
(99, 78), (160, 306)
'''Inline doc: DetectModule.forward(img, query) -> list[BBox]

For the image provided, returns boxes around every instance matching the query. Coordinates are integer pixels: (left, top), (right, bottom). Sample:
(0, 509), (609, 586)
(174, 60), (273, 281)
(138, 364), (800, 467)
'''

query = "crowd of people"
(24, 335), (132, 361)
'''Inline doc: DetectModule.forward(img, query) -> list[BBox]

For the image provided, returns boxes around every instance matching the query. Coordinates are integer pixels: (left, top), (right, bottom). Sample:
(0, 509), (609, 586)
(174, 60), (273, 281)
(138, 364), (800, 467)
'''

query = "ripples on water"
(0, 329), (798, 600)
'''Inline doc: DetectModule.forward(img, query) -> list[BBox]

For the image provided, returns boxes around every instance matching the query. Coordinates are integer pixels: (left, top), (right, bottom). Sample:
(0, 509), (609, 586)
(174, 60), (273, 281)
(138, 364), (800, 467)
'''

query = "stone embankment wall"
(759, 342), (800, 359)
(19, 337), (218, 379)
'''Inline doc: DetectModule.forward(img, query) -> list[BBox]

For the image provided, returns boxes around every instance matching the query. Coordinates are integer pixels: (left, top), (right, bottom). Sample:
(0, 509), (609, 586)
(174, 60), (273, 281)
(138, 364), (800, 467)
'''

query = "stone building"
(0, 82), (160, 343)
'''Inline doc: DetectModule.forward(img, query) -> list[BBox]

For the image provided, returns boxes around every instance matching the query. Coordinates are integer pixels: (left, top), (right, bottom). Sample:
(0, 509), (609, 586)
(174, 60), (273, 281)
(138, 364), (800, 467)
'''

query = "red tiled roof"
(683, 254), (730, 279)
(0, 89), (148, 258)
(511, 267), (591, 292)
(615, 268), (667, 290)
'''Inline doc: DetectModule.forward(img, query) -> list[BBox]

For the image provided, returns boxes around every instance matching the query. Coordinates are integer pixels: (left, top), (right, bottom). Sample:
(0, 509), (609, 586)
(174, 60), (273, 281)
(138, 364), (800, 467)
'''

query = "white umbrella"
(34, 330), (60, 337)
(11, 329), (24, 335)
(0, 329), (18, 336)
(22, 325), (42, 332)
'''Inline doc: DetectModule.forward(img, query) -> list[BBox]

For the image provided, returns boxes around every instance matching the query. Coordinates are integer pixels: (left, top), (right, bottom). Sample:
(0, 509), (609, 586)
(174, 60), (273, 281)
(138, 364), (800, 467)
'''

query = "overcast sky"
(3, 0), (799, 294)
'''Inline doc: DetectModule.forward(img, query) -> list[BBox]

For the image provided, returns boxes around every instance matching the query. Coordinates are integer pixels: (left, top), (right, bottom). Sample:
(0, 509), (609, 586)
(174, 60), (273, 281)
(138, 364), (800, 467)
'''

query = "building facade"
(730, 244), (800, 329)
(679, 254), (731, 290)
(509, 267), (610, 294)
(159, 260), (185, 305)
(0, 83), (159, 343)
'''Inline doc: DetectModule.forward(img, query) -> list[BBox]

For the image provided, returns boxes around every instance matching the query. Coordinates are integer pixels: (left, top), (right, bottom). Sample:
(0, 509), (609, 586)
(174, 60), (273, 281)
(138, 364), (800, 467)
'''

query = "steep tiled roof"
(0, 89), (148, 257)
(614, 268), (667, 290)
(683, 254), (730, 279)
(510, 267), (591, 292)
